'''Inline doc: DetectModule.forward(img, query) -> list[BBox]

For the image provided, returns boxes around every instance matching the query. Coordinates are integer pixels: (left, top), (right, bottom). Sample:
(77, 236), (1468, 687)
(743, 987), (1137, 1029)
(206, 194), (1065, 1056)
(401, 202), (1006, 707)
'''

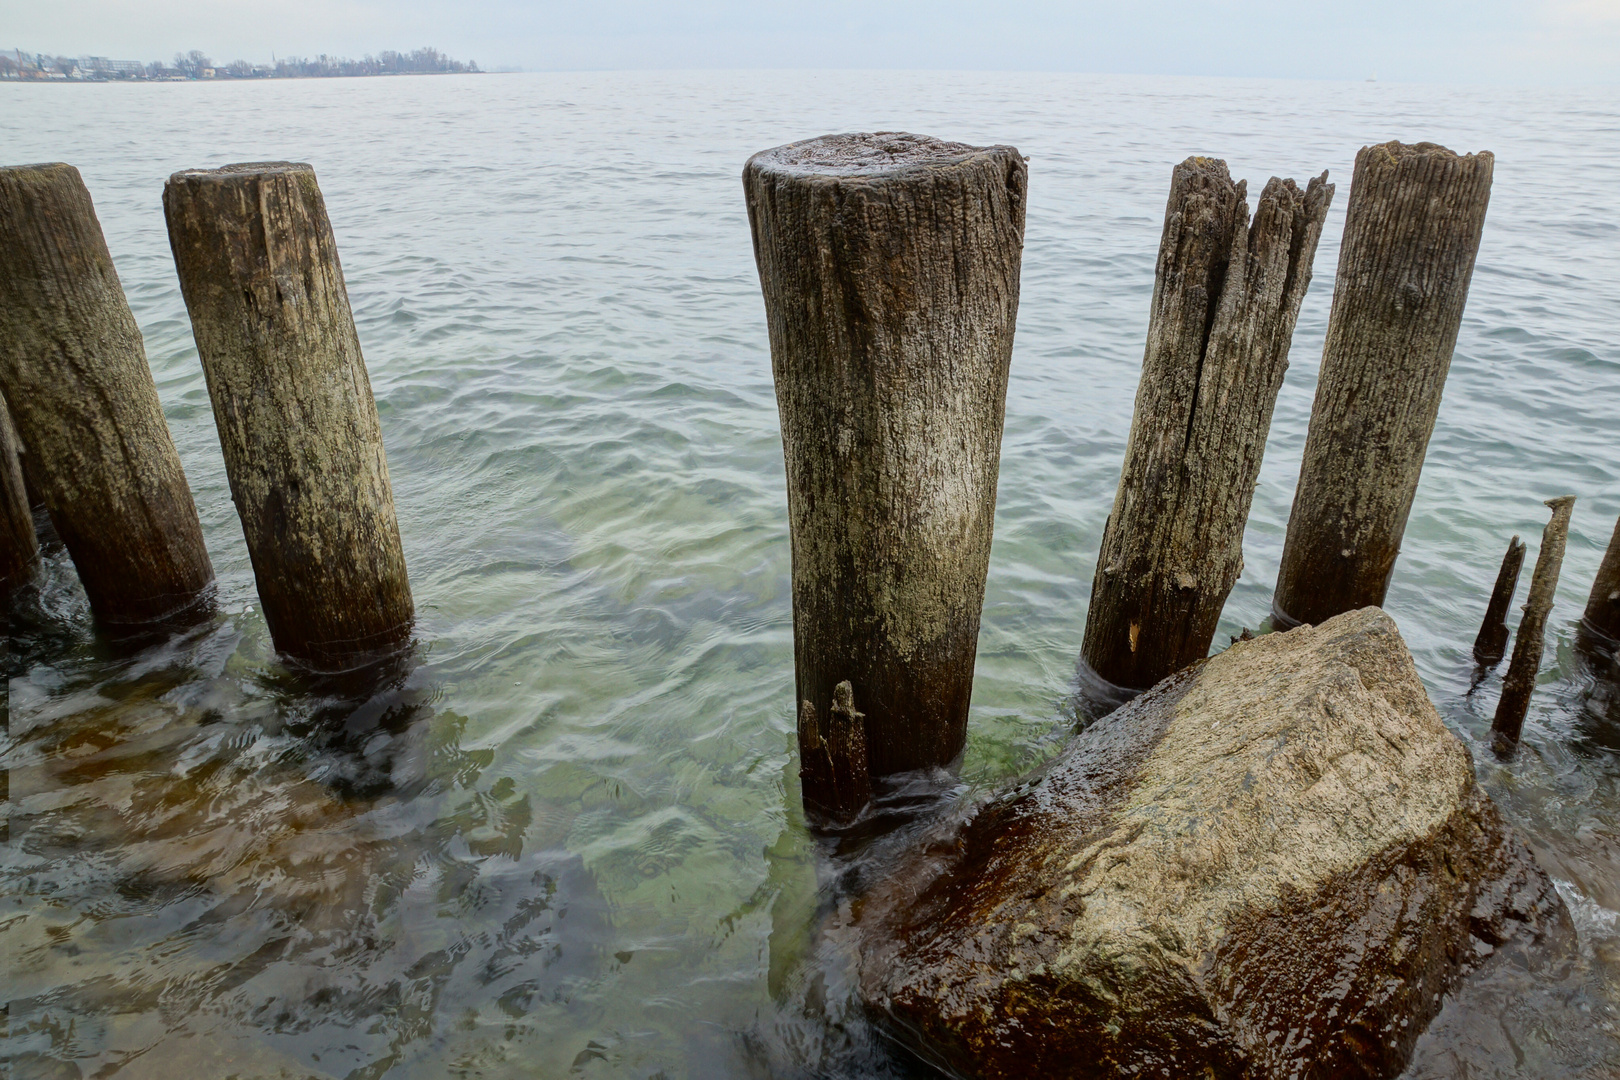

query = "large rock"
(854, 608), (1568, 1078)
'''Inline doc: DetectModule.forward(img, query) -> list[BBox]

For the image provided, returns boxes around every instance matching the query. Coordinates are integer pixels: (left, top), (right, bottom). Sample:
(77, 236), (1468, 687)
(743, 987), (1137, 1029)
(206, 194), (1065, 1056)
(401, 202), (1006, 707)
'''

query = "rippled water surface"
(2, 71), (1619, 1077)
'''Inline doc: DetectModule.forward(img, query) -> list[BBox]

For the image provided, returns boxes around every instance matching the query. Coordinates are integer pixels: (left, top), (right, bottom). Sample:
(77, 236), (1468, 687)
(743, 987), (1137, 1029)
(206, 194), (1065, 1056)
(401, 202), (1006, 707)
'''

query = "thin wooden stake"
(1492, 496), (1576, 754)
(1473, 535), (1526, 667)
(1580, 515), (1620, 647)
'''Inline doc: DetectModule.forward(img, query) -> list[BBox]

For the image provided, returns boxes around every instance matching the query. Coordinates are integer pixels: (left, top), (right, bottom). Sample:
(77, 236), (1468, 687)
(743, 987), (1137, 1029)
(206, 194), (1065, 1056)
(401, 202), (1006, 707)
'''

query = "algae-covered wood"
(744, 132), (1025, 780)
(164, 162), (413, 671)
(0, 163), (214, 625)
(0, 393), (39, 594)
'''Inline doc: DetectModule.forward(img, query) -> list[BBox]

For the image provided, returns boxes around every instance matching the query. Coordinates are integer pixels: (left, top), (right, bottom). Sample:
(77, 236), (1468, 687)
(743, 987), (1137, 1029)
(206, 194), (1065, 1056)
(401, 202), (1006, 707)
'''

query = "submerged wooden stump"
(744, 132), (1026, 794)
(1273, 142), (1493, 627)
(0, 395), (39, 595)
(1580, 515), (1620, 647)
(0, 163), (214, 626)
(1493, 496), (1575, 754)
(164, 162), (413, 671)
(1080, 158), (1332, 692)
(1473, 535), (1526, 668)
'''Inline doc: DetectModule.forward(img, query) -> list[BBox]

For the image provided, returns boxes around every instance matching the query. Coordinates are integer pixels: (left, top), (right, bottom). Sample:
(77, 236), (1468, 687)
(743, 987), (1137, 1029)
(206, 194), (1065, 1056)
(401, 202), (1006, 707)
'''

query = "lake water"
(2, 70), (1618, 1078)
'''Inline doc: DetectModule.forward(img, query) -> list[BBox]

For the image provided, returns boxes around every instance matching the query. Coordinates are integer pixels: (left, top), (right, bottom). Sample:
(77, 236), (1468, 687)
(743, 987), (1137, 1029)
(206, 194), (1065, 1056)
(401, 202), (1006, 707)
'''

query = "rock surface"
(854, 608), (1567, 1079)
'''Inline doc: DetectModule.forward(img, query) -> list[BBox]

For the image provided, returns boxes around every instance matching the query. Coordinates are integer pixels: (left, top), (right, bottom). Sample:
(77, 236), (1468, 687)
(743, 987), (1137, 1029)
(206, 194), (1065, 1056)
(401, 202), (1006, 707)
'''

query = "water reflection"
(2, 605), (614, 1078)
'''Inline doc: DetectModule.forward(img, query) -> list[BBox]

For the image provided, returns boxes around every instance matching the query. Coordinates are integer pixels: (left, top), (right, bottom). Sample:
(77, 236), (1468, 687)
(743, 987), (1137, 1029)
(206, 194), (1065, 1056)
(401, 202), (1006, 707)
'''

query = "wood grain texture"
(1081, 158), (1332, 691)
(1274, 142), (1493, 627)
(1473, 534), (1525, 667)
(744, 132), (1025, 780)
(1493, 496), (1575, 753)
(164, 162), (413, 671)
(0, 393), (39, 593)
(0, 163), (214, 625)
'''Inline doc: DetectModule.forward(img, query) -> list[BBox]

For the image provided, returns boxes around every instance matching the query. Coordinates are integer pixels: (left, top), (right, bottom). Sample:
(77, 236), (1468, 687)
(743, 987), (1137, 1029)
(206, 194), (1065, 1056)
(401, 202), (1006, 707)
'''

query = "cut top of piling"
(746, 132), (1020, 180)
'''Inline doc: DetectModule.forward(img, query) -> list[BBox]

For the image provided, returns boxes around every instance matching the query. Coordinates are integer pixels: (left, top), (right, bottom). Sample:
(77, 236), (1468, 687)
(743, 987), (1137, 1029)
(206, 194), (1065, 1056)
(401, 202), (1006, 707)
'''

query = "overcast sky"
(4, 0), (1618, 83)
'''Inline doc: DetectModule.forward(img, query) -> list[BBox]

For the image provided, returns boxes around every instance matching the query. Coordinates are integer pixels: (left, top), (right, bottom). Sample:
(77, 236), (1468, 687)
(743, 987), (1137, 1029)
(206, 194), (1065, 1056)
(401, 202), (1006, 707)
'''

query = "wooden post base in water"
(1274, 142), (1493, 627)
(1492, 496), (1575, 755)
(0, 163), (214, 626)
(1080, 158), (1331, 693)
(744, 132), (1026, 798)
(1473, 535), (1526, 668)
(164, 162), (413, 672)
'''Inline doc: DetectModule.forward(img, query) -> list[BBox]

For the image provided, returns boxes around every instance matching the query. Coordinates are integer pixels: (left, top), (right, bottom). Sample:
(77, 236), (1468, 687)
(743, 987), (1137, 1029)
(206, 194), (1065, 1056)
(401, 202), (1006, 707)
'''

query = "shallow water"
(1, 70), (1618, 1077)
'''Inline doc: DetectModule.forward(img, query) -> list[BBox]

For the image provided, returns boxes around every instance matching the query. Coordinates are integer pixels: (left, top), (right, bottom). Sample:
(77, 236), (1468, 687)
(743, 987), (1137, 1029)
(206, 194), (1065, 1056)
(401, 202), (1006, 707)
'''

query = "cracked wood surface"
(744, 132), (1025, 780)
(1081, 157), (1332, 692)
(1274, 141), (1493, 627)
(164, 162), (413, 671)
(0, 163), (214, 625)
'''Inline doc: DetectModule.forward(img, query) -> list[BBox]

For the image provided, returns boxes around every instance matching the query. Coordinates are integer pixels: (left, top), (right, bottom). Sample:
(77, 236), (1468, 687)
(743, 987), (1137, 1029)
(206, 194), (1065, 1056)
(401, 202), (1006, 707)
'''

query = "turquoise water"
(1, 71), (1618, 1077)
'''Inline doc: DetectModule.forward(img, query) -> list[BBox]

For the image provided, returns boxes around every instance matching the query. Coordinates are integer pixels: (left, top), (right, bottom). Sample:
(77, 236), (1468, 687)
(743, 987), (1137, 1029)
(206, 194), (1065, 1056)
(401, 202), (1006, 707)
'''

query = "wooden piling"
(1580, 515), (1620, 647)
(0, 163), (214, 626)
(1492, 496), (1575, 754)
(1273, 142), (1493, 627)
(163, 162), (413, 671)
(1472, 535), (1526, 667)
(1080, 159), (1332, 692)
(744, 132), (1025, 786)
(0, 394), (39, 595)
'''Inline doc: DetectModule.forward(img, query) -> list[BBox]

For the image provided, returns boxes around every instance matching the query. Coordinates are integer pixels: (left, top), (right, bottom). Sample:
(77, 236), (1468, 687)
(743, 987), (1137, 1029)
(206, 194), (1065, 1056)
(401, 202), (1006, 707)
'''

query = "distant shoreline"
(3, 47), (482, 83)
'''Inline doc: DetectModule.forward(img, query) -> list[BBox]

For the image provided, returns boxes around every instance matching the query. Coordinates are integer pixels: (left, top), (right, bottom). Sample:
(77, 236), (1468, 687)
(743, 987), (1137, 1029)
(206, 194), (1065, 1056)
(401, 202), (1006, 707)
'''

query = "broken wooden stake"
(798, 681), (872, 821)
(1473, 534), (1526, 668)
(744, 132), (1025, 796)
(164, 162), (414, 671)
(1273, 142), (1493, 627)
(1580, 515), (1620, 648)
(1492, 496), (1576, 755)
(1080, 158), (1332, 693)
(0, 163), (215, 627)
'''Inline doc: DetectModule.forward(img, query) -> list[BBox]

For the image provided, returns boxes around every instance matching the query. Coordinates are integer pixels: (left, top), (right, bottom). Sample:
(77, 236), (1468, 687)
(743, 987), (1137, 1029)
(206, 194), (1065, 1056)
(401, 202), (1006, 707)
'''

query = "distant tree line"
(1, 47), (480, 80)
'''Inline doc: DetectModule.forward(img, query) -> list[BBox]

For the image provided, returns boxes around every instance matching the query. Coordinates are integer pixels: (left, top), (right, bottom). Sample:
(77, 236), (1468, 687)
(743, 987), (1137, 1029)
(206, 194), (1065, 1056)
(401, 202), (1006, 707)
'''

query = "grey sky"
(4, 0), (1618, 82)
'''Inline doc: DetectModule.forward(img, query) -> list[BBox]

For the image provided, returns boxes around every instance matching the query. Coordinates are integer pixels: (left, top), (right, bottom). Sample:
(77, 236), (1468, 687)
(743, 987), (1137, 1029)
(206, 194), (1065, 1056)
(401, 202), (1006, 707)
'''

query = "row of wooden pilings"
(745, 133), (1616, 820)
(1, 139), (1609, 822)
(0, 162), (412, 673)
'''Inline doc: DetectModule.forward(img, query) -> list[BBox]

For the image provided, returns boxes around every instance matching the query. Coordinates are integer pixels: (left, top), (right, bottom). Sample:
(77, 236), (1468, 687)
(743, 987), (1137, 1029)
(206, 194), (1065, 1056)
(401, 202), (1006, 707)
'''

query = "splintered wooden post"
(0, 395), (39, 595)
(0, 163), (214, 626)
(1473, 535), (1526, 667)
(1080, 158), (1332, 693)
(1580, 515), (1620, 647)
(163, 162), (413, 671)
(1492, 496), (1575, 754)
(797, 682), (872, 820)
(744, 132), (1025, 791)
(1273, 142), (1493, 627)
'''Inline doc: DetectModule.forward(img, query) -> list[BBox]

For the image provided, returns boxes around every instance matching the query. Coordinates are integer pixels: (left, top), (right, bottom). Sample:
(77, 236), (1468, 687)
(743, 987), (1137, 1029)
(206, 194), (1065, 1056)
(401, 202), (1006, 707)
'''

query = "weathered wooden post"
(1080, 159), (1332, 693)
(1580, 515), (1620, 647)
(0, 163), (215, 626)
(1492, 496), (1575, 754)
(163, 162), (414, 671)
(0, 396), (39, 595)
(1273, 142), (1493, 627)
(744, 132), (1025, 805)
(1473, 535), (1526, 667)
